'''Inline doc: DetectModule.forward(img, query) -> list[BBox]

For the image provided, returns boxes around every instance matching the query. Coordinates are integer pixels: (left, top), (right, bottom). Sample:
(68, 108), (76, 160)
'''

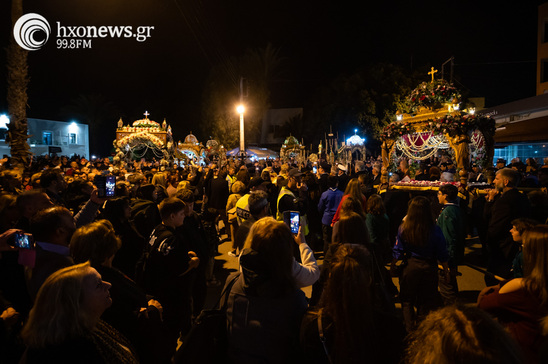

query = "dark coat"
(484, 188), (531, 260)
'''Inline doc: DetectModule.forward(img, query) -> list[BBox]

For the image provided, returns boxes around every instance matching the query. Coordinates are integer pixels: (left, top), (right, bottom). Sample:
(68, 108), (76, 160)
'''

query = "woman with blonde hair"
(225, 217), (308, 363)
(406, 305), (523, 364)
(70, 220), (167, 363)
(478, 225), (548, 363)
(21, 262), (138, 363)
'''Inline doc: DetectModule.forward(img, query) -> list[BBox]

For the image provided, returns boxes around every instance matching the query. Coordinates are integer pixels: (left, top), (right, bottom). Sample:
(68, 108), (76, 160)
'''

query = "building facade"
(0, 116), (89, 158)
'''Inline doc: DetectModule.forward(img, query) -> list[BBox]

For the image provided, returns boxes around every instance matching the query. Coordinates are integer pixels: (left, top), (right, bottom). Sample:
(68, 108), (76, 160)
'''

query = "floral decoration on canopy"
(404, 79), (461, 113)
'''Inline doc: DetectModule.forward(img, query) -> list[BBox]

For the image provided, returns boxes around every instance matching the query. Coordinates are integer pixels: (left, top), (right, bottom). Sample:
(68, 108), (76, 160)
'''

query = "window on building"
(43, 131), (52, 145)
(542, 59), (548, 84)
(69, 133), (77, 144)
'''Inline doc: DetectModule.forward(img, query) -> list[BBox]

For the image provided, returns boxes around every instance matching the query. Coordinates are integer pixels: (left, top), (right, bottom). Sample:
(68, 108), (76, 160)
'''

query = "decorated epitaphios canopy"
(114, 111), (175, 164)
(380, 70), (495, 177)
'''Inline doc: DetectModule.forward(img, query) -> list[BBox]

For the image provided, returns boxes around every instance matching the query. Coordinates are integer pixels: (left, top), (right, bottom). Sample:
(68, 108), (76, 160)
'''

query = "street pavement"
(204, 229), (490, 309)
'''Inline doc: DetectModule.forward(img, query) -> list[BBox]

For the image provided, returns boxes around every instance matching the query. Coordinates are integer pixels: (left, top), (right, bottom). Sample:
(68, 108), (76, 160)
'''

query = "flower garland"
(381, 114), (494, 140)
(132, 119), (160, 128)
(115, 131), (164, 149)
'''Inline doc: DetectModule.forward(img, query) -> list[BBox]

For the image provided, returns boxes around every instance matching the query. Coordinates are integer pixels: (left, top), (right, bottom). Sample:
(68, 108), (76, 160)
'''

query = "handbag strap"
(217, 273), (240, 311)
(317, 309), (333, 364)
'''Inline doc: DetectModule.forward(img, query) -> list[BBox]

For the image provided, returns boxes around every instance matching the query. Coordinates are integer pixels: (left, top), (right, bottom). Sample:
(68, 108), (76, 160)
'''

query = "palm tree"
(6, 0), (32, 167)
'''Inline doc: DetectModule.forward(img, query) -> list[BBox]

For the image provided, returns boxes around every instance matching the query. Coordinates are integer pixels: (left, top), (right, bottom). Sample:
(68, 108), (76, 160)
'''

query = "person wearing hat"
(469, 163), (486, 183)
(276, 168), (309, 235)
(337, 164), (349, 192)
(495, 159), (506, 171)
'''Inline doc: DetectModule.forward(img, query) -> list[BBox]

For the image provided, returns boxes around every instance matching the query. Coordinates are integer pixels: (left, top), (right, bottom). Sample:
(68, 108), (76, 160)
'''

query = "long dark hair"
(522, 225), (548, 307)
(319, 244), (375, 363)
(333, 212), (370, 247)
(366, 194), (385, 215)
(401, 196), (434, 247)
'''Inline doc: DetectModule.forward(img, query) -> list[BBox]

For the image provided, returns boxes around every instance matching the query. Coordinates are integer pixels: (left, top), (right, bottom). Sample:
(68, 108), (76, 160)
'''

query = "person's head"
(16, 190), (53, 219)
(320, 243), (375, 362)
(175, 188), (195, 213)
(0, 169), (22, 192)
(399, 159), (409, 172)
(137, 183), (157, 202)
(344, 178), (363, 201)
(366, 194), (385, 215)
(494, 168), (520, 191)
(242, 217), (295, 294)
(176, 180), (190, 192)
(231, 180), (246, 195)
(509, 218), (537, 243)
(405, 305), (523, 364)
(40, 169), (67, 193)
(327, 175), (338, 189)
(496, 159), (506, 169)
(355, 161), (365, 174)
(438, 184), (458, 204)
(287, 169), (303, 189)
(332, 212), (370, 246)
(401, 196), (435, 248)
(154, 184), (168, 204)
(357, 173), (367, 186)
(70, 220), (121, 267)
(260, 169), (271, 182)
(339, 196), (365, 218)
(248, 176), (268, 192)
(159, 197), (186, 228)
(429, 166), (441, 180)
(115, 181), (130, 197)
(30, 205), (76, 245)
(21, 262), (112, 348)
(389, 173), (400, 184)
(522, 225), (548, 306)
(248, 190), (270, 218)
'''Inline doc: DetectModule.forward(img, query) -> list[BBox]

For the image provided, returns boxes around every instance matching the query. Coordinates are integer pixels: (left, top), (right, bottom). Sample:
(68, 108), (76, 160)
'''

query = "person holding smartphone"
(276, 168), (309, 235)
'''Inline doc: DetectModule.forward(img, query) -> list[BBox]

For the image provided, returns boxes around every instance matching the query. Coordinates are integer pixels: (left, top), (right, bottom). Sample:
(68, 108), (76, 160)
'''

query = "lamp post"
(237, 104), (245, 158)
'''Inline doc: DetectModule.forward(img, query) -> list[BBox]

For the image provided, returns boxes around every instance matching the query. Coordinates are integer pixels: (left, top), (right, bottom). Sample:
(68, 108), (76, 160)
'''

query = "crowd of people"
(0, 152), (547, 363)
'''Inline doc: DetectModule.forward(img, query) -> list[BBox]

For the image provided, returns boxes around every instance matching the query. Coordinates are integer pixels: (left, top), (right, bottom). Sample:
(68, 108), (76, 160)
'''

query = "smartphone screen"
(283, 210), (300, 234)
(105, 176), (116, 197)
(290, 211), (300, 234)
(13, 233), (34, 249)
(313, 166), (317, 174)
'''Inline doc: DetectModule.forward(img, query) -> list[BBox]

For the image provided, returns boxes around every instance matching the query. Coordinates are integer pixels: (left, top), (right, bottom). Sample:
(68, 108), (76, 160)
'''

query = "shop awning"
(494, 116), (548, 144)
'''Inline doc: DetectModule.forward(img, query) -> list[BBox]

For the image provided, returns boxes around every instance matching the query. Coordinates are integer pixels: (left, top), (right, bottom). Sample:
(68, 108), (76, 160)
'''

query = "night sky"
(0, 0), (545, 145)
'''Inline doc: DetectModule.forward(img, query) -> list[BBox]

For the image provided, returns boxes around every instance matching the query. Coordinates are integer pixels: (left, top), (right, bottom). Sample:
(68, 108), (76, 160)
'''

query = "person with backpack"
(141, 197), (199, 351)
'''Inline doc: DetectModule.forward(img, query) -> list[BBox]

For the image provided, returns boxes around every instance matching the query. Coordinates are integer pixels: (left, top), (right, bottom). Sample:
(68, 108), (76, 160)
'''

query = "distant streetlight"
(237, 104), (245, 157)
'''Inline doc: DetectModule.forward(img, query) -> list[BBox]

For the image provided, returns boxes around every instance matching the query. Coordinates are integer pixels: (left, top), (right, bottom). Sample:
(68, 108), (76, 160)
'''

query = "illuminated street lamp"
(237, 104), (245, 157)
